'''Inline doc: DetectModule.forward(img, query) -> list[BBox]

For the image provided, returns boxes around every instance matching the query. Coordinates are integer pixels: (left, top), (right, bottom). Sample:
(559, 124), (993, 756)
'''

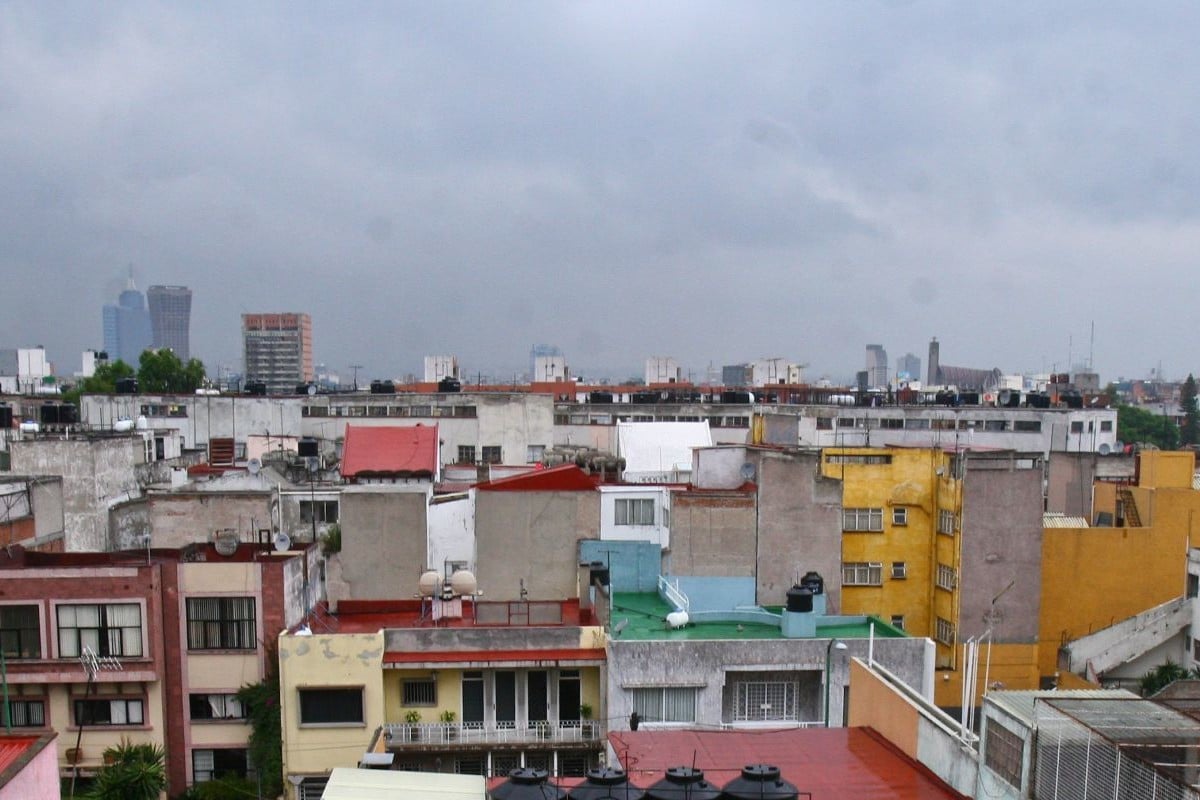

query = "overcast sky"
(2, 2), (1197, 385)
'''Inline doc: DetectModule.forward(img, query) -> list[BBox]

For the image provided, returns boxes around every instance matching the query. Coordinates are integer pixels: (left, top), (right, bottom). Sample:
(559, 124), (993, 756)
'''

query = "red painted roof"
(342, 424), (439, 478)
(608, 728), (966, 799)
(384, 647), (605, 664)
(0, 734), (43, 778)
(475, 464), (598, 491)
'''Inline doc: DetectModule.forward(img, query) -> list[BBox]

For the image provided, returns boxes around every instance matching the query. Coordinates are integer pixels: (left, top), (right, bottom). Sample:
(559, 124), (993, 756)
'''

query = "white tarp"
(616, 421), (712, 483)
(321, 767), (485, 800)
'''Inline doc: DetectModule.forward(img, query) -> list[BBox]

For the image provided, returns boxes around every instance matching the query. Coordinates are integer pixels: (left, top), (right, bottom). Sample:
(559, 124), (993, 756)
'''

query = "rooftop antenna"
(70, 647), (122, 799)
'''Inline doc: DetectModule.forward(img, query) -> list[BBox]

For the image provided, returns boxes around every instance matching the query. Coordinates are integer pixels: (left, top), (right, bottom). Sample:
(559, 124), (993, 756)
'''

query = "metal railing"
(658, 575), (690, 613)
(382, 720), (605, 748)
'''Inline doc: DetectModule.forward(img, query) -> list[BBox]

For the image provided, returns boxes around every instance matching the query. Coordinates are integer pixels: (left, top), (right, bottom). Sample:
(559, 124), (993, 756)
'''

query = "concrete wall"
(1046, 452), (1098, 518)
(336, 486), (429, 601)
(474, 490), (599, 601)
(666, 491), (755, 578)
(579, 539), (661, 593)
(0, 733), (59, 800)
(668, 576), (755, 612)
(427, 492), (474, 577)
(111, 492), (273, 550)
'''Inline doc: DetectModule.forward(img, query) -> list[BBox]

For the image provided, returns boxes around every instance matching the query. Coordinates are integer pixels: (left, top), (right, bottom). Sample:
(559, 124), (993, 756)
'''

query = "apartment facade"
(147, 285), (192, 360)
(242, 313), (313, 394)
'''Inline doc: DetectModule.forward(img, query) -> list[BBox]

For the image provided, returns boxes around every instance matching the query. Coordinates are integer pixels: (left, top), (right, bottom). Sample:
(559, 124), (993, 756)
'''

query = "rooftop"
(609, 592), (906, 641)
(328, 598), (590, 634)
(342, 424), (439, 479)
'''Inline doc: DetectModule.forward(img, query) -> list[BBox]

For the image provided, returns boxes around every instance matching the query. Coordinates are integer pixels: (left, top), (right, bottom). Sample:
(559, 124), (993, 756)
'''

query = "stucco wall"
(474, 490), (599, 601)
(111, 492), (273, 550)
(427, 492), (474, 576)
(666, 492), (755, 577)
(338, 486), (429, 600)
(0, 734), (59, 800)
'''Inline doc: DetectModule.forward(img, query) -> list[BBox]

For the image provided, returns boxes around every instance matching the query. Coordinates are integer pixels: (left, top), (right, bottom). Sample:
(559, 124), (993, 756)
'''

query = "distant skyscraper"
(102, 274), (152, 365)
(242, 313), (313, 394)
(147, 285), (192, 360)
(865, 344), (889, 388)
(896, 353), (921, 383)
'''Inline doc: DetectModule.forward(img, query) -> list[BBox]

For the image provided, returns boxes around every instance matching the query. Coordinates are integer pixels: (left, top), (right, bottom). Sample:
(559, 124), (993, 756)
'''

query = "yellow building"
(279, 600), (606, 800)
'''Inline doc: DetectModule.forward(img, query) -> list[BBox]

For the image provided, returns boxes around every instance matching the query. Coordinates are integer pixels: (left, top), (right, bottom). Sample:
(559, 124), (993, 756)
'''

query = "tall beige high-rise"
(242, 313), (312, 394)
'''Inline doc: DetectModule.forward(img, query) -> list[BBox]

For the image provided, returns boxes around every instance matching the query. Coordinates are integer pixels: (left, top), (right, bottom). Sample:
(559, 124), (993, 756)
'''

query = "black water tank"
(298, 438), (319, 458)
(631, 391), (657, 404)
(245, 381), (267, 396)
(39, 405), (59, 424)
(59, 404), (78, 424)
(722, 764), (798, 800)
(785, 586), (813, 614)
(568, 767), (645, 800)
(438, 377), (461, 393)
(490, 768), (567, 800)
(115, 377), (138, 394)
(589, 391), (614, 404)
(589, 560), (610, 588)
(800, 571), (824, 596)
(0, 406), (11, 428)
(644, 767), (721, 800)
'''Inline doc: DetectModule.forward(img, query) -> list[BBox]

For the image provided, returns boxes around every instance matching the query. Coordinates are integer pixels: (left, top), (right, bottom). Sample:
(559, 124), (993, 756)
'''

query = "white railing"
(721, 719), (824, 729)
(383, 720), (605, 747)
(658, 575), (690, 613)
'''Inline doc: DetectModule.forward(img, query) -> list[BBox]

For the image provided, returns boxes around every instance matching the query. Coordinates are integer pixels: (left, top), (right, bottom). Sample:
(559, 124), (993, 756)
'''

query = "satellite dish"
(740, 462), (756, 481)
(214, 532), (238, 557)
(1098, 443), (1111, 455)
(418, 570), (442, 597)
(247, 458), (262, 474)
(450, 569), (477, 596)
(307, 384), (317, 396)
(273, 532), (292, 552)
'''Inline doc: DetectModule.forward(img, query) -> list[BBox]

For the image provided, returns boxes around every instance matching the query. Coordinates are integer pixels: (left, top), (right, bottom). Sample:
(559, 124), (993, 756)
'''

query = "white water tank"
(114, 418), (134, 432)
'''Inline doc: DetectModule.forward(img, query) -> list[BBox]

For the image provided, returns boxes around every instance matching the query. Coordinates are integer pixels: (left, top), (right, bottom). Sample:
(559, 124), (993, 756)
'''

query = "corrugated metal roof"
(609, 728), (966, 799)
(341, 424), (438, 478)
(1043, 512), (1089, 528)
(987, 689), (1137, 724)
(321, 767), (485, 799)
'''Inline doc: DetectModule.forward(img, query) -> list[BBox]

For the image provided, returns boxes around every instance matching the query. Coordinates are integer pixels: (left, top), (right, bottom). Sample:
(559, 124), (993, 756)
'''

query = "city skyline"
(2, 5), (1198, 383)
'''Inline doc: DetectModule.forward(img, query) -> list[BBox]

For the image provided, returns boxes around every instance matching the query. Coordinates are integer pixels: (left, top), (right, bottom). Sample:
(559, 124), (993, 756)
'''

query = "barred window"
(843, 508), (883, 532)
(481, 446), (502, 464)
(938, 510), (957, 535)
(890, 615), (905, 631)
(732, 681), (798, 721)
(935, 617), (956, 645)
(984, 719), (1024, 788)
(457, 445), (476, 464)
(57, 603), (142, 658)
(186, 597), (256, 650)
(631, 687), (697, 723)
(402, 678), (436, 706)
(936, 563), (958, 591)
(842, 562), (882, 586)
(615, 499), (655, 526)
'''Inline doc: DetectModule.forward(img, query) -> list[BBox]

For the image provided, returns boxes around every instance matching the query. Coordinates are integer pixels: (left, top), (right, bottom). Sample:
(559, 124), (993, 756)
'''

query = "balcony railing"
(382, 720), (604, 748)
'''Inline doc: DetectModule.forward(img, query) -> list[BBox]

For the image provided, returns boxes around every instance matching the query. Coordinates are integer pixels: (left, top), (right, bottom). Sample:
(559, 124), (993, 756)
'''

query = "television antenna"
(69, 647), (122, 798)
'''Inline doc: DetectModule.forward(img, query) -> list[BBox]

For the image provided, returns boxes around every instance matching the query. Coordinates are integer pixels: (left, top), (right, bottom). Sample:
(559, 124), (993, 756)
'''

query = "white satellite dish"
(273, 532), (292, 552)
(214, 531), (239, 557)
(307, 384), (317, 396)
(247, 458), (262, 474)
(740, 462), (756, 481)
(1098, 443), (1111, 455)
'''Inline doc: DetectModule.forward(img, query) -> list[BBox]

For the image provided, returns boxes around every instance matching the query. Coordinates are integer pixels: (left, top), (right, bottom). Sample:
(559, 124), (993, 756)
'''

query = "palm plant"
(87, 740), (166, 800)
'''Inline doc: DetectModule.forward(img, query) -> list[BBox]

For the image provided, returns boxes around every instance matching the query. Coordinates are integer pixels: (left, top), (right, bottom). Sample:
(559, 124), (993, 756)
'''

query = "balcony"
(382, 720), (604, 750)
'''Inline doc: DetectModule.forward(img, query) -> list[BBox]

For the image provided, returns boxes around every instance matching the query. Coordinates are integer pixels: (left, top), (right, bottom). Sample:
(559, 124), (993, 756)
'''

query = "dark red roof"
(341, 425), (439, 478)
(608, 728), (966, 799)
(475, 464), (598, 492)
(0, 734), (49, 782)
(384, 647), (605, 664)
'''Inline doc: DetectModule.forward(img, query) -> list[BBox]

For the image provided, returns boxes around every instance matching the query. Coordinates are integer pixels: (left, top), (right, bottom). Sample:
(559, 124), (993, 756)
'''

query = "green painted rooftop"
(609, 592), (908, 641)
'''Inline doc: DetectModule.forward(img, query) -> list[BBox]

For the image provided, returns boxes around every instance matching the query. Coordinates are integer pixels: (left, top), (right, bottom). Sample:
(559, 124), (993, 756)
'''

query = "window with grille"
(402, 678), (436, 706)
(491, 754), (520, 777)
(560, 753), (592, 776)
(74, 698), (144, 726)
(984, 720), (1024, 788)
(455, 757), (485, 775)
(936, 563), (958, 591)
(842, 562), (882, 586)
(57, 603), (142, 658)
(186, 597), (256, 650)
(457, 445), (476, 464)
(192, 748), (252, 782)
(299, 500), (339, 524)
(481, 446), (502, 464)
(938, 510), (957, 535)
(630, 687), (697, 723)
(189, 693), (246, 720)
(6, 699), (44, 727)
(0, 605), (40, 659)
(892, 507), (907, 526)
(298, 778), (329, 800)
(935, 617), (956, 645)
(890, 615), (905, 631)
(843, 508), (883, 532)
(299, 687), (364, 725)
(732, 681), (798, 721)
(891, 562), (907, 580)
(615, 498), (655, 526)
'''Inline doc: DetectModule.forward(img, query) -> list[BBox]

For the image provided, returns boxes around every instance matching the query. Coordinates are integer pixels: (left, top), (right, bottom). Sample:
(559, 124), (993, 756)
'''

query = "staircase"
(1117, 487), (1142, 527)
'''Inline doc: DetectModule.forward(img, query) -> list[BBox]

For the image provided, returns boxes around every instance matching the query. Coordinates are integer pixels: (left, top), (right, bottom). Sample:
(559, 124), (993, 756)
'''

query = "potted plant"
(405, 709), (422, 741)
(579, 703), (595, 738)
(440, 709), (458, 741)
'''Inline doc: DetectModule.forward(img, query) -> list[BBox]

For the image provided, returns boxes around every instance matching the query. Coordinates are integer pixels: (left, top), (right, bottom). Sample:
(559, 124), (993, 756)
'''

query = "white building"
(0, 348), (51, 394)
(424, 355), (460, 383)
(533, 355), (570, 382)
(599, 485), (671, 549)
(644, 357), (682, 385)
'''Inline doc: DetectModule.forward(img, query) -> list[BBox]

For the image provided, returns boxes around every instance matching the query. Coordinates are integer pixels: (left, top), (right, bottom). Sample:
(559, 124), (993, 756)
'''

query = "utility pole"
(349, 365), (363, 392)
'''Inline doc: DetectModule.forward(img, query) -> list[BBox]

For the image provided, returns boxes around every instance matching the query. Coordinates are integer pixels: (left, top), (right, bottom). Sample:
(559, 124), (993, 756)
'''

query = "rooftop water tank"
(490, 768), (567, 800)
(800, 571), (824, 596)
(722, 765), (798, 800)
(785, 585), (813, 614)
(568, 767), (645, 800)
(644, 767), (721, 800)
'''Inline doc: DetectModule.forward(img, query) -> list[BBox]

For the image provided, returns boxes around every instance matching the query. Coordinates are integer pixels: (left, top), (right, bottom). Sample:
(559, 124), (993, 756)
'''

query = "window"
(1014, 420), (1041, 433)
(1189, 573), (1199, 599)
(938, 510), (957, 536)
(724, 417), (750, 428)
(193, 748), (252, 782)
(1100, 420), (1113, 432)
(904, 418), (930, 430)
(6, 699), (44, 727)
(816, 417), (833, 430)
(837, 417), (856, 428)
(984, 420), (1007, 432)
(402, 679), (436, 706)
(57, 603), (142, 658)
(890, 615), (905, 631)
(298, 687), (364, 725)
(190, 693), (246, 721)
(935, 617), (955, 645)
(842, 562), (882, 586)
(186, 597), (256, 650)
(615, 498), (655, 526)
(481, 446), (502, 464)
(527, 445), (546, 463)
(732, 681), (798, 722)
(0, 605), (40, 659)
(299, 500), (338, 524)
(984, 720), (1024, 788)
(880, 418), (903, 429)
(457, 445), (476, 464)
(892, 507), (907, 526)
(630, 687), (697, 723)
(1070, 421), (1084, 433)
(298, 778), (329, 800)
(74, 698), (144, 726)
(936, 563), (958, 591)
(891, 562), (907, 580)
(843, 508), (883, 532)
(826, 455), (892, 465)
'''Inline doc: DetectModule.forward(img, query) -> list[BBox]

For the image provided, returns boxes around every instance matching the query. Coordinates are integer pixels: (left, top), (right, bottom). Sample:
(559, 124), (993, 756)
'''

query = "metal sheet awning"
(320, 767), (486, 799)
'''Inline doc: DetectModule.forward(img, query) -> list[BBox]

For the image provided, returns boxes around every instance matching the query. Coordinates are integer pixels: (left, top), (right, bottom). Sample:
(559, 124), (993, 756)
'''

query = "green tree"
(62, 360), (136, 405)
(137, 349), (206, 393)
(1181, 374), (1199, 446)
(87, 740), (166, 800)
(1117, 404), (1181, 450)
(1139, 660), (1191, 697)
(236, 647), (282, 798)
